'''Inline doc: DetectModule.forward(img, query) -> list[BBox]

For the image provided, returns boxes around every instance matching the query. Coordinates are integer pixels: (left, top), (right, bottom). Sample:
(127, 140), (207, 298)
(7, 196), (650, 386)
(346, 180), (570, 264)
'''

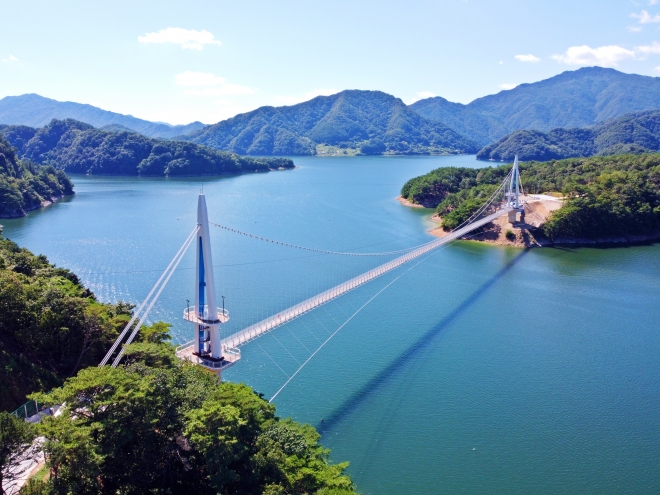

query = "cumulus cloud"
(515, 54), (540, 63)
(499, 83), (518, 90)
(635, 41), (660, 57)
(631, 10), (660, 24)
(138, 28), (221, 50)
(273, 89), (339, 106)
(175, 71), (255, 96)
(552, 45), (635, 67)
(2, 54), (18, 63)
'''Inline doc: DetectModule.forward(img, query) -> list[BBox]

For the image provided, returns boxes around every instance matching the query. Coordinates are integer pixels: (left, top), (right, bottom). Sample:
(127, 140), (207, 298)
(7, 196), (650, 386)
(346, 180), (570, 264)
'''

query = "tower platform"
(175, 342), (241, 372)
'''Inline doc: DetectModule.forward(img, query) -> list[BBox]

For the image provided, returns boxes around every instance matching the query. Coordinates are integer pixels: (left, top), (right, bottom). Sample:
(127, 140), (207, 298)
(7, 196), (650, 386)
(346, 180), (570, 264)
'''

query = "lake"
(3, 154), (660, 494)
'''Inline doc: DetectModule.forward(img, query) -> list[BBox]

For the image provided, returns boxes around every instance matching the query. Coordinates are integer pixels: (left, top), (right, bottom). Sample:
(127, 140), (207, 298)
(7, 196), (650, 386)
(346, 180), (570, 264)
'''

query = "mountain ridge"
(476, 110), (660, 161)
(410, 67), (660, 145)
(183, 90), (480, 155)
(0, 94), (205, 139)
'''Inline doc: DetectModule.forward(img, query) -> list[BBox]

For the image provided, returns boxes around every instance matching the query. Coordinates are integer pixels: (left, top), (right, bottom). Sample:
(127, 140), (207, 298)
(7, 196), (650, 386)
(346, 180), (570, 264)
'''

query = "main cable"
(111, 229), (197, 367)
(99, 226), (199, 366)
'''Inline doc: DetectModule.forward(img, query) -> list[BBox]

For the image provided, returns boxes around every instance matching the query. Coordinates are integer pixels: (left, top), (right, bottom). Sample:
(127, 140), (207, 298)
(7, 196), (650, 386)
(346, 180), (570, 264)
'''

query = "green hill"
(0, 119), (293, 176)
(476, 110), (660, 161)
(0, 93), (205, 139)
(0, 135), (73, 218)
(184, 90), (480, 156)
(410, 67), (660, 145)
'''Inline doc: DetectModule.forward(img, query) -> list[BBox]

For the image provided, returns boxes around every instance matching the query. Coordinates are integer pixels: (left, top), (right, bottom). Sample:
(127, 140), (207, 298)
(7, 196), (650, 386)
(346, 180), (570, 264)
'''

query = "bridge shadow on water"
(317, 248), (530, 435)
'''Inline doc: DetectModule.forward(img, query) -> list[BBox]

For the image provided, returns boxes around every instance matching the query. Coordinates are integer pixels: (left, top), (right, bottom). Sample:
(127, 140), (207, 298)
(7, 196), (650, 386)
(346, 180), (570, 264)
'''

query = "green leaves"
(30, 357), (356, 494)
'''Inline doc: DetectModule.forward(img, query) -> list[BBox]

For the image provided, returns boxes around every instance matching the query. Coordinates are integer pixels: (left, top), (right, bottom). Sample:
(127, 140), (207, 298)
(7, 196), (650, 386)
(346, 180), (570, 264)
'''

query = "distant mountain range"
(411, 67), (660, 146)
(183, 90), (480, 155)
(0, 119), (292, 176)
(4, 67), (660, 158)
(0, 94), (205, 139)
(476, 110), (660, 161)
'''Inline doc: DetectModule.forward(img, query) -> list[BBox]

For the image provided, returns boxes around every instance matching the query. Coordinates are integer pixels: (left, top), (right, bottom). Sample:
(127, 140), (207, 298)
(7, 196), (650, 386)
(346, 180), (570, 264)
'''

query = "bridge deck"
(219, 208), (511, 349)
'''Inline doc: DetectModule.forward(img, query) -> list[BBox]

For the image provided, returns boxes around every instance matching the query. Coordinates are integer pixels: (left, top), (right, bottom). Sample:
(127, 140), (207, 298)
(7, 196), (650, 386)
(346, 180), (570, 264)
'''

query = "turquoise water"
(3, 155), (660, 494)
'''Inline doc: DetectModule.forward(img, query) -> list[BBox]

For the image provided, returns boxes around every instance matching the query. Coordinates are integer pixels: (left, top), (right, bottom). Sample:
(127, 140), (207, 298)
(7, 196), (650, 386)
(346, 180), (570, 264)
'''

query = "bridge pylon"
(506, 155), (524, 224)
(175, 194), (240, 379)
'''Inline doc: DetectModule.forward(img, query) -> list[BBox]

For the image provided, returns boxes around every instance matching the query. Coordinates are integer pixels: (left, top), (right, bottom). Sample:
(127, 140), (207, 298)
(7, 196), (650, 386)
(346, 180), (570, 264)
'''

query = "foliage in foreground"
(0, 135), (73, 218)
(25, 344), (356, 495)
(0, 232), (135, 411)
(401, 154), (660, 240)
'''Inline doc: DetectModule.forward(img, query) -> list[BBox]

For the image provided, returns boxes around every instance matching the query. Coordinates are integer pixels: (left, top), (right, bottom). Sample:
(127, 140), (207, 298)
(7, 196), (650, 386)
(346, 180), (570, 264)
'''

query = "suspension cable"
(111, 228), (198, 367)
(99, 226), (199, 366)
(208, 222), (428, 257)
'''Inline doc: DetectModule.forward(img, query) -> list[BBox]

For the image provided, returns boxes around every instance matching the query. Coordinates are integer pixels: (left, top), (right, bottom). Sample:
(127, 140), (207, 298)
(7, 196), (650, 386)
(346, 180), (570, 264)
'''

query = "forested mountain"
(401, 154), (660, 241)
(410, 67), (660, 145)
(0, 119), (293, 176)
(0, 135), (73, 218)
(184, 90), (480, 155)
(0, 94), (205, 139)
(476, 110), (660, 161)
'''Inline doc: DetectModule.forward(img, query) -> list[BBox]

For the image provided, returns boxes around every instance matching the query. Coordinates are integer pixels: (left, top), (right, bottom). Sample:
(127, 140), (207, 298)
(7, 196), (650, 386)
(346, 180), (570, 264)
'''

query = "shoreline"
(0, 194), (72, 219)
(399, 196), (660, 249)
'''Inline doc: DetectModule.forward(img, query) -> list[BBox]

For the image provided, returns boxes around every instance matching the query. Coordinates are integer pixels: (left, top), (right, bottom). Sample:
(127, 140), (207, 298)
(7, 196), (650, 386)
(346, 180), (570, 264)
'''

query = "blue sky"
(2, 0), (660, 124)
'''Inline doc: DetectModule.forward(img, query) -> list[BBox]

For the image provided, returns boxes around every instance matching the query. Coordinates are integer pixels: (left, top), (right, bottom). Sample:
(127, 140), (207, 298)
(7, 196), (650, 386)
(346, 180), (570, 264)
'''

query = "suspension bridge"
(93, 156), (527, 386)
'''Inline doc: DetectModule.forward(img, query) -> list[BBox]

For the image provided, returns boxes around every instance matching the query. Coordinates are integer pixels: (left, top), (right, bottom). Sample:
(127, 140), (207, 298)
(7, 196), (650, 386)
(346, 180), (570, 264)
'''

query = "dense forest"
(410, 67), (660, 145)
(401, 154), (660, 241)
(0, 232), (134, 411)
(476, 110), (660, 162)
(0, 135), (73, 218)
(185, 90), (480, 156)
(0, 119), (293, 176)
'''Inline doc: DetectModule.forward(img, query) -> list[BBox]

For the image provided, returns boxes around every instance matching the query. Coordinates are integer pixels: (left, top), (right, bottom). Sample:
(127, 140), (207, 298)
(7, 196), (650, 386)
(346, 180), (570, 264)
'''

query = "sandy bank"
(429, 196), (562, 248)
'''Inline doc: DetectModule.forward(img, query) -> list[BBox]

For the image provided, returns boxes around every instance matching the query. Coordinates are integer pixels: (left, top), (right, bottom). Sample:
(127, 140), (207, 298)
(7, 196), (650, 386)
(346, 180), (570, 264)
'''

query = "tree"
(0, 412), (36, 494)
(29, 345), (358, 494)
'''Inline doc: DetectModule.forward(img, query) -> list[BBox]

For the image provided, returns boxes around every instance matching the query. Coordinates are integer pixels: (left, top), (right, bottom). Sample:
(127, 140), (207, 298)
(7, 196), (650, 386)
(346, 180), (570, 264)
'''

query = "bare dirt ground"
(428, 196), (563, 248)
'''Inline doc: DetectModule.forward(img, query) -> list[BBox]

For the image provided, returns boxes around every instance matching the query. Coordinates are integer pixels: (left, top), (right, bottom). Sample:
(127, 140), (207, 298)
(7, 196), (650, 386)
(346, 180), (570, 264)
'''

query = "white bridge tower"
(176, 194), (240, 378)
(507, 155), (524, 223)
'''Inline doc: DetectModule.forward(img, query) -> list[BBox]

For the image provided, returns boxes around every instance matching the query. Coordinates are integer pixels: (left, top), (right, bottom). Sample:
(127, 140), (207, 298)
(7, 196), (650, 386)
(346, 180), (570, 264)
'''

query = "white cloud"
(631, 10), (660, 24)
(635, 41), (660, 57)
(499, 83), (518, 90)
(515, 54), (540, 63)
(138, 28), (221, 50)
(628, 26), (643, 32)
(552, 45), (635, 67)
(273, 89), (339, 106)
(2, 54), (18, 63)
(175, 71), (255, 96)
